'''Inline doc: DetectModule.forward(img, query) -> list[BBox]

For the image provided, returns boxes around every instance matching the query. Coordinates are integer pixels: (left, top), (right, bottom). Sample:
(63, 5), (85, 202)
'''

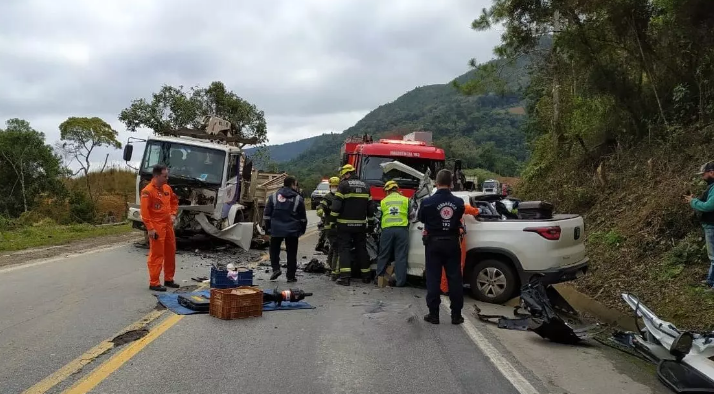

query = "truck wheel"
(469, 259), (516, 304)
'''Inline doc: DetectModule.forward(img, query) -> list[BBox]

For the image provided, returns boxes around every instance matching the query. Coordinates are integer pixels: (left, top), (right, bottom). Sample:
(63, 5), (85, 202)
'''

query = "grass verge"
(0, 223), (133, 253)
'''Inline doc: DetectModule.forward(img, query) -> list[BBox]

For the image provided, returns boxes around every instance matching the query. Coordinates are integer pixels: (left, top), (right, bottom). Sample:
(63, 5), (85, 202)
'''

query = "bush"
(0, 215), (15, 231)
(68, 191), (96, 224)
(663, 233), (708, 268)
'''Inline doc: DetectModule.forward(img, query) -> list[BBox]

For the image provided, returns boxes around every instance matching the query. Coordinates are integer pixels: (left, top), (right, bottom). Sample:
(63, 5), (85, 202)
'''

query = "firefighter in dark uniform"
(418, 169), (466, 325)
(316, 176), (341, 280)
(330, 164), (375, 286)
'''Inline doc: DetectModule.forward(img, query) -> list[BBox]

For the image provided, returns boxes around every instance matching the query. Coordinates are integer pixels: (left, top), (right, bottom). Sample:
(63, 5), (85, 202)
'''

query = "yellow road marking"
(25, 231), (303, 394)
(21, 309), (165, 394)
(62, 313), (184, 394)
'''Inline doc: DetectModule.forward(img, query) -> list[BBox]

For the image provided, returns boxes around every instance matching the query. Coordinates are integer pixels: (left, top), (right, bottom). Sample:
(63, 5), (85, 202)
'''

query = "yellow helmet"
(384, 180), (399, 191)
(328, 176), (340, 186)
(340, 164), (356, 176)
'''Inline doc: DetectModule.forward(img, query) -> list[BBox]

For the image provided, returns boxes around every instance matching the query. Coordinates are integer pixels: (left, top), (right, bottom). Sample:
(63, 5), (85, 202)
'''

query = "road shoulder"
(0, 231), (141, 269)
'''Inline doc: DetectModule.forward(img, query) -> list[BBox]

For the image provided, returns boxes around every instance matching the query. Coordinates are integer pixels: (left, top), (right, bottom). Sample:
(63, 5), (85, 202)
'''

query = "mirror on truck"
(123, 144), (133, 161)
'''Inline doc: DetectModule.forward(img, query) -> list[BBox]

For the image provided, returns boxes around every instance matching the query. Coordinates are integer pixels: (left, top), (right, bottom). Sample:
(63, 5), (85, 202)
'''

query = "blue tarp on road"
(155, 289), (315, 315)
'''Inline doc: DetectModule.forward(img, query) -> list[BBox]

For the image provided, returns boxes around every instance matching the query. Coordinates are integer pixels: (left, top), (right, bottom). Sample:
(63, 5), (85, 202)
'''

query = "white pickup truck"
(379, 162), (589, 304)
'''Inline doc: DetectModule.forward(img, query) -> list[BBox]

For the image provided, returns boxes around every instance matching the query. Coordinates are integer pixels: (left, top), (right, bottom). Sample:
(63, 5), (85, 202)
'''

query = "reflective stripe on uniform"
(293, 196), (300, 212)
(336, 218), (367, 224)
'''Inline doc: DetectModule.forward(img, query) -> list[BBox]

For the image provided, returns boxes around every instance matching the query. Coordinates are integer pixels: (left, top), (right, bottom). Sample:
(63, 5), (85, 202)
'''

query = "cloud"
(0, 0), (501, 169)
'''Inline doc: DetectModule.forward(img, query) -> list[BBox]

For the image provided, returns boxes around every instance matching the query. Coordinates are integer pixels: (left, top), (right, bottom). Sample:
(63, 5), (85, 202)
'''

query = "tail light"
(524, 226), (561, 240)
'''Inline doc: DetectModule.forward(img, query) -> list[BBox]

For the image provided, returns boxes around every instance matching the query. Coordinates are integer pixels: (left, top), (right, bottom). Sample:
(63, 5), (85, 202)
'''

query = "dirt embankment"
(518, 128), (714, 330)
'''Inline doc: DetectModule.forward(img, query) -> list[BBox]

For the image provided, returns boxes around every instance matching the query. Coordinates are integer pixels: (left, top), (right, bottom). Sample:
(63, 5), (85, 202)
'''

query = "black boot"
(270, 270), (282, 281)
(164, 281), (180, 289)
(451, 315), (465, 325)
(423, 313), (440, 325)
(336, 277), (350, 286)
(149, 285), (167, 292)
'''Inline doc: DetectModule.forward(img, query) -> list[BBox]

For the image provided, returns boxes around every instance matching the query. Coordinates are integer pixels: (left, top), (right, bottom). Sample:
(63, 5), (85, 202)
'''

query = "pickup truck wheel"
(470, 259), (516, 304)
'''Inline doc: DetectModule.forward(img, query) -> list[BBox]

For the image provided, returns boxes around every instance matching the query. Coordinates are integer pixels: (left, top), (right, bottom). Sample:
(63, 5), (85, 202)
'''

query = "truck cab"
(340, 132), (445, 201)
(122, 117), (285, 250)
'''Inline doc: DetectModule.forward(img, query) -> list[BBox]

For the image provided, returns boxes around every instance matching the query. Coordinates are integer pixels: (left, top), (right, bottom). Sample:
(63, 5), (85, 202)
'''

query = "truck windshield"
(360, 156), (444, 187)
(316, 182), (329, 190)
(483, 182), (497, 189)
(141, 141), (226, 184)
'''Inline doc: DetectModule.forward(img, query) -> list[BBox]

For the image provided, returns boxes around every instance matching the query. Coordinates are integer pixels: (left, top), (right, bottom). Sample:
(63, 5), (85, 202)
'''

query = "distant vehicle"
(310, 179), (330, 210)
(482, 179), (501, 195)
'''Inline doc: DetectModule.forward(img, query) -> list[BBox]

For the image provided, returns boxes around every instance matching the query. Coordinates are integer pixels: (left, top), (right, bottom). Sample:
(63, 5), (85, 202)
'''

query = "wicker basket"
(209, 287), (263, 320)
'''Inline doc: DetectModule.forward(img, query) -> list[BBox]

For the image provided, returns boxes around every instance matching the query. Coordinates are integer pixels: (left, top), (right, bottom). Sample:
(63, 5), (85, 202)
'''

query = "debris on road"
(302, 258), (326, 273)
(605, 293), (714, 393)
(475, 280), (595, 345)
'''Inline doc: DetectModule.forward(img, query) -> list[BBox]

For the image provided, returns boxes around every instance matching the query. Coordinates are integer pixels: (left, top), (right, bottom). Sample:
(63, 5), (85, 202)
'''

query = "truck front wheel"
(469, 259), (516, 304)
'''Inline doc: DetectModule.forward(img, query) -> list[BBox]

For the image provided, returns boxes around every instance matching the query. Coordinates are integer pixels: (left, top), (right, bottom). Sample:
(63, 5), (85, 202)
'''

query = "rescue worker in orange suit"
(440, 203), (479, 294)
(418, 169), (466, 325)
(140, 164), (179, 292)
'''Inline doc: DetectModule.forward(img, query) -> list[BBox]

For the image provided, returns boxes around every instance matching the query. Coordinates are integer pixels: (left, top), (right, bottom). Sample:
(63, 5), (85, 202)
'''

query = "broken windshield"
(140, 141), (226, 184)
(360, 155), (443, 187)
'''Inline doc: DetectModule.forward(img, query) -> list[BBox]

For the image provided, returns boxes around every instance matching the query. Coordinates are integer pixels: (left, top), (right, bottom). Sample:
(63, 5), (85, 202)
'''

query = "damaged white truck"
(122, 116), (285, 250)
(376, 161), (590, 304)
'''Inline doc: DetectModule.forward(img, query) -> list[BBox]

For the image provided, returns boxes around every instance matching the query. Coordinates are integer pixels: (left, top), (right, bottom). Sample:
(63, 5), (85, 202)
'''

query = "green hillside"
(244, 134), (326, 163)
(276, 61), (530, 192)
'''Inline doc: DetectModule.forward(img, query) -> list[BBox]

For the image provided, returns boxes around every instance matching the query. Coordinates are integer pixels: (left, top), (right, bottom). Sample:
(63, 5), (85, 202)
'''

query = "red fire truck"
(340, 131), (446, 201)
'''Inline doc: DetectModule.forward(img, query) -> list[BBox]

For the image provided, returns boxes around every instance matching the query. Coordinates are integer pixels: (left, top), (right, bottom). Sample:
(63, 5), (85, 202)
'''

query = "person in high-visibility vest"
(375, 180), (410, 287)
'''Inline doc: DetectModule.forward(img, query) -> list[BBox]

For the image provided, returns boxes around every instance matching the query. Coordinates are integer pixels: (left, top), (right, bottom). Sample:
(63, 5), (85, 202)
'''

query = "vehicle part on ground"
(476, 280), (592, 345)
(469, 259), (517, 304)
(263, 288), (313, 306)
(303, 258), (326, 273)
(618, 293), (714, 392)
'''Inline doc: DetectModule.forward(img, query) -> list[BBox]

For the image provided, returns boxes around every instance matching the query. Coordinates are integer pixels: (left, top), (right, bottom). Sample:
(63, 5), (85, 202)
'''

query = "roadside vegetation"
(462, 0), (714, 329)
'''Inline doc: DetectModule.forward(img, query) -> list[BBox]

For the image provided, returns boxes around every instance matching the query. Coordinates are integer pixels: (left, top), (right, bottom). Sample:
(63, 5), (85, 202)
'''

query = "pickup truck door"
(407, 222), (426, 276)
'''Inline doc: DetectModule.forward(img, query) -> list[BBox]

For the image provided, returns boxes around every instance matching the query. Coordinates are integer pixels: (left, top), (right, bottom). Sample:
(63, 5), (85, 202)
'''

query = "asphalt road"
(0, 209), (668, 394)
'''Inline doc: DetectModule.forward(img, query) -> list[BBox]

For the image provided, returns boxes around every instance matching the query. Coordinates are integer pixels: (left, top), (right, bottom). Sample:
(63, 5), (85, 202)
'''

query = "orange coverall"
(140, 181), (178, 287)
(440, 204), (479, 293)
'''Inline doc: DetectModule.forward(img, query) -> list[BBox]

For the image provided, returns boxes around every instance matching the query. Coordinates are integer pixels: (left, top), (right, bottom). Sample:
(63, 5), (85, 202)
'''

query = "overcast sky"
(0, 0), (500, 168)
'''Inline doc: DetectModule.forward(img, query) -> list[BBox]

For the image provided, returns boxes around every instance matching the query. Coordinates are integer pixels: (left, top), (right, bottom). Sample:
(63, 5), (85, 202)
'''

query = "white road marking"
(0, 243), (131, 275)
(441, 296), (539, 394)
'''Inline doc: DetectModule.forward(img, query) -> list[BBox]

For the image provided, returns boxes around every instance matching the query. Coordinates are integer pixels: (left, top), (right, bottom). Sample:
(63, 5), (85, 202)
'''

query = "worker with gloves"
(316, 176), (341, 279)
(330, 164), (375, 286)
(685, 161), (714, 291)
(418, 169), (466, 325)
(375, 180), (410, 287)
(264, 176), (308, 283)
(140, 164), (179, 292)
